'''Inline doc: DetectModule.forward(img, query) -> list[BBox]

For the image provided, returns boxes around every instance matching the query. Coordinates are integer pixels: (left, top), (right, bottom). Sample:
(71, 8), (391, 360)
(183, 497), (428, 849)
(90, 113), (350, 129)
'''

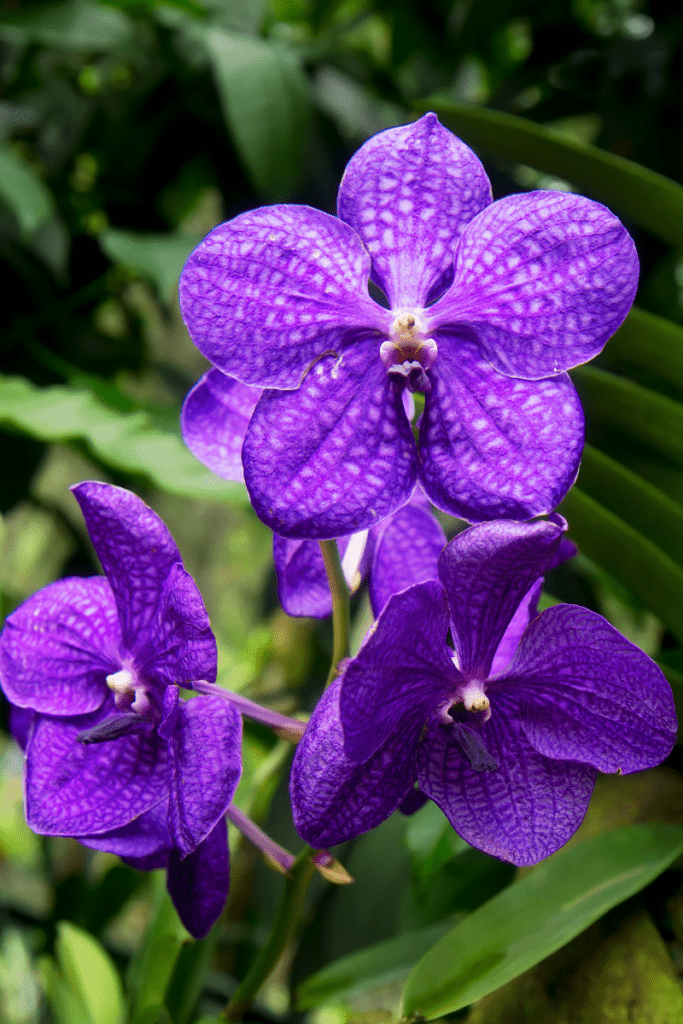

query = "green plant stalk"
(223, 847), (316, 1021)
(319, 538), (351, 686)
(223, 541), (351, 1020)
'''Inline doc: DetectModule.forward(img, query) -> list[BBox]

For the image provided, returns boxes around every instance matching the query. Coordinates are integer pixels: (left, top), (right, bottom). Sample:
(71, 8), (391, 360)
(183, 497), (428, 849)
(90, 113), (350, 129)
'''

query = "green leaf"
(98, 229), (201, 299)
(401, 823), (683, 1021)
(0, 0), (134, 49)
(54, 922), (124, 1024)
(204, 28), (310, 199)
(128, 873), (188, 1024)
(0, 374), (247, 502)
(0, 145), (55, 238)
(572, 365), (683, 470)
(606, 307), (683, 393)
(576, 445), (683, 568)
(296, 919), (456, 1010)
(559, 487), (683, 644)
(39, 956), (91, 1024)
(421, 99), (683, 249)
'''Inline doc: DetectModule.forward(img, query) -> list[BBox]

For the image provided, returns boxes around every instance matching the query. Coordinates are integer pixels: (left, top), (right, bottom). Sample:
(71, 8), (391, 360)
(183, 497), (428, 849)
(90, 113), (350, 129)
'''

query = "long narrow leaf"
(559, 487), (683, 643)
(572, 366), (683, 469)
(422, 99), (683, 248)
(401, 824), (683, 1020)
(576, 445), (683, 567)
(606, 307), (683, 393)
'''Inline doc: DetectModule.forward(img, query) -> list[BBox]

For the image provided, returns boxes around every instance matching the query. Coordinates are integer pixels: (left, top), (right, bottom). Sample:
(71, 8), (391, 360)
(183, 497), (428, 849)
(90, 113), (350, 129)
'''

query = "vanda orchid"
(180, 367), (446, 618)
(0, 483), (297, 938)
(290, 517), (677, 866)
(179, 113), (638, 539)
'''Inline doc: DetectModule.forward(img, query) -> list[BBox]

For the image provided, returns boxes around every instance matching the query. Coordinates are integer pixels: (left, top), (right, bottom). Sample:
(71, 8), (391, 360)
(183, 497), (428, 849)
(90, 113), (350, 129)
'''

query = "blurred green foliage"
(2, 0), (683, 1021)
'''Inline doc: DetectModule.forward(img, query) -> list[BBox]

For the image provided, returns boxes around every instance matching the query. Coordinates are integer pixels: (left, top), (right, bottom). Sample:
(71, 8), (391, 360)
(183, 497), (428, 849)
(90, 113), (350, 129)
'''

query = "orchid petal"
(498, 604), (677, 774)
(242, 341), (418, 539)
(161, 689), (242, 858)
(290, 678), (417, 848)
(0, 576), (118, 716)
(167, 819), (229, 939)
(71, 482), (182, 655)
(419, 337), (584, 522)
(437, 518), (566, 679)
(340, 580), (457, 763)
(429, 191), (638, 379)
(25, 700), (169, 836)
(179, 205), (387, 389)
(337, 112), (492, 307)
(78, 801), (171, 861)
(416, 695), (595, 866)
(137, 563), (217, 688)
(489, 535), (577, 675)
(181, 369), (261, 482)
(368, 499), (446, 616)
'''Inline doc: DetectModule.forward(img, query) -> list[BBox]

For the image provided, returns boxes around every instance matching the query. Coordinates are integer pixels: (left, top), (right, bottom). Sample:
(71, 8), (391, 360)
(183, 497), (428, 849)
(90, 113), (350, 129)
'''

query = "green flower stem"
(223, 847), (316, 1021)
(319, 539), (351, 686)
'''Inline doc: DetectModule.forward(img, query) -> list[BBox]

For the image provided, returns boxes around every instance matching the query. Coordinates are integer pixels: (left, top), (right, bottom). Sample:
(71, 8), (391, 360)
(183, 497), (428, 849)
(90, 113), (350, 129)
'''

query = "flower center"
(435, 680), (497, 772)
(380, 309), (437, 394)
(106, 666), (153, 717)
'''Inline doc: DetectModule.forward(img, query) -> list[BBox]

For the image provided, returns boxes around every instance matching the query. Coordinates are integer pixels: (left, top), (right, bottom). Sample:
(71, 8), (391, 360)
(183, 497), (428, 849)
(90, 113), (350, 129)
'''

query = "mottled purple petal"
(179, 205), (388, 389)
(25, 700), (169, 836)
(275, 537), (333, 618)
(498, 604), (677, 774)
(9, 706), (34, 752)
(340, 580), (457, 763)
(242, 341), (418, 539)
(181, 369), (261, 482)
(290, 678), (417, 847)
(368, 499), (446, 616)
(167, 819), (229, 939)
(419, 337), (584, 522)
(437, 518), (566, 679)
(161, 689), (242, 858)
(398, 788), (429, 815)
(0, 577), (118, 716)
(78, 801), (171, 860)
(489, 535), (577, 676)
(138, 563), (217, 688)
(429, 191), (638, 379)
(72, 482), (182, 655)
(416, 695), (595, 865)
(337, 113), (492, 308)
(489, 580), (543, 677)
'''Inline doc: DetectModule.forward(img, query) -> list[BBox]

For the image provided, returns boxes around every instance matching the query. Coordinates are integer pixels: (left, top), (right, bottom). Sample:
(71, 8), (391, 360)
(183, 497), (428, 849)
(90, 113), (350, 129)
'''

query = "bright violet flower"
(179, 113), (638, 539)
(0, 481), (241, 938)
(274, 488), (446, 619)
(181, 368), (446, 618)
(289, 518), (676, 866)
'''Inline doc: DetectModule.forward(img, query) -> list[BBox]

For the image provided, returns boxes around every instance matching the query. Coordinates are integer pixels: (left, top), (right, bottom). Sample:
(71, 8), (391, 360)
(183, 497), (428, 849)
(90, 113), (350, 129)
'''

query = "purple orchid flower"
(0, 481), (242, 938)
(179, 113), (638, 540)
(289, 517), (676, 866)
(181, 367), (446, 618)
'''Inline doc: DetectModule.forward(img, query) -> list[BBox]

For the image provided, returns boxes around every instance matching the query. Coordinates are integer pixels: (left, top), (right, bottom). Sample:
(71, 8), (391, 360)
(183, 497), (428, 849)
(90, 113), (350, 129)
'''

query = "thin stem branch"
(319, 539), (351, 687)
(223, 847), (316, 1021)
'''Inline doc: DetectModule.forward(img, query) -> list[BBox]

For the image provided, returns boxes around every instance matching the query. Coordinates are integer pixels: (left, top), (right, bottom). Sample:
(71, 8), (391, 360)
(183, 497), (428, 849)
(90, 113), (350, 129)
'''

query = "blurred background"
(2, 0), (683, 1021)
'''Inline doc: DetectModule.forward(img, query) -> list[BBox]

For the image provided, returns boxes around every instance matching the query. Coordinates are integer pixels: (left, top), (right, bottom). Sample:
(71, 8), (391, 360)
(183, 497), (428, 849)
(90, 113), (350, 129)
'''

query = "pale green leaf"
(0, 146), (55, 237)
(0, 374), (247, 502)
(55, 922), (124, 1024)
(401, 824), (683, 1020)
(98, 229), (201, 299)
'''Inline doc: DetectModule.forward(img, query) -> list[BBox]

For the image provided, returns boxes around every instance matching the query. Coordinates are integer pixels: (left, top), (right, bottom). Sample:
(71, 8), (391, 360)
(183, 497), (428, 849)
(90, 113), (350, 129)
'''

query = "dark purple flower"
(289, 517), (676, 866)
(179, 113), (638, 540)
(181, 368), (446, 618)
(0, 481), (241, 938)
